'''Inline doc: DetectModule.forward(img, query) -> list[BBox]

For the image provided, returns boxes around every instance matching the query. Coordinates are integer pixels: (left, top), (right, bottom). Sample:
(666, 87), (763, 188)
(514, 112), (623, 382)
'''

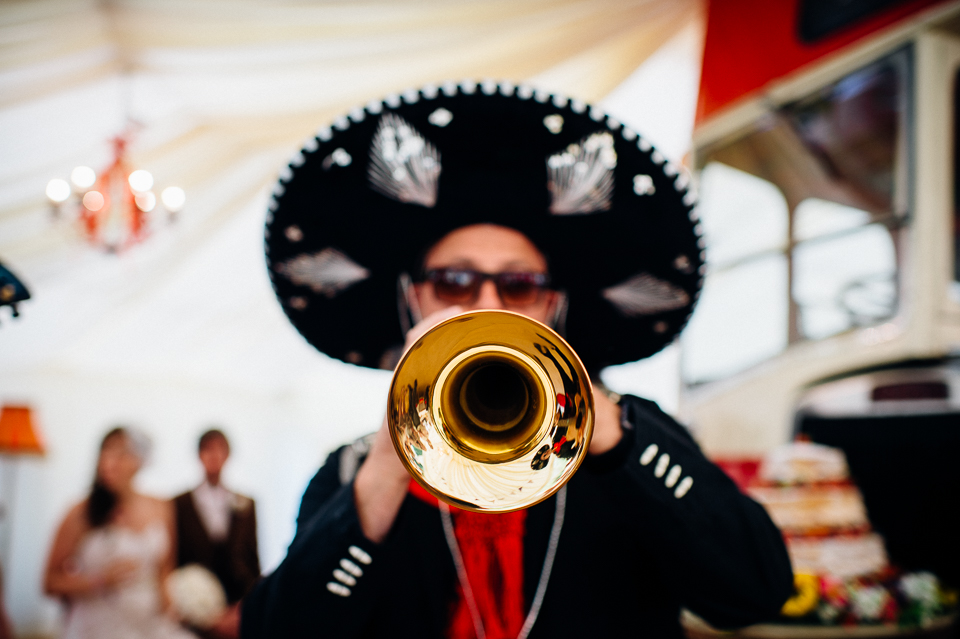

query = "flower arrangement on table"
(780, 570), (957, 628)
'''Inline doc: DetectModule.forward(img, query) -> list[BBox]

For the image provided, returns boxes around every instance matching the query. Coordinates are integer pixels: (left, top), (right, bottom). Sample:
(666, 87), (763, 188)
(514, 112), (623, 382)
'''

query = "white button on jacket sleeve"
(639, 444), (659, 465)
(326, 582), (351, 597)
(340, 558), (364, 578)
(665, 465), (682, 488)
(654, 453), (670, 478)
(674, 476), (694, 498)
(349, 545), (373, 565)
(333, 569), (357, 587)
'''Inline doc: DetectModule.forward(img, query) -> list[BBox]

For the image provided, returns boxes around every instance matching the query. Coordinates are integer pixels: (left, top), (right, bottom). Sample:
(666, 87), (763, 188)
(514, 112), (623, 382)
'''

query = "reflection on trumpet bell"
(437, 345), (551, 463)
(388, 310), (594, 513)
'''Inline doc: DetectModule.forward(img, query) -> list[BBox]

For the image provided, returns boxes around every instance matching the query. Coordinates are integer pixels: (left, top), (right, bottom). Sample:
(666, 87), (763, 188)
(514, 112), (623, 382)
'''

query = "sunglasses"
(424, 268), (551, 306)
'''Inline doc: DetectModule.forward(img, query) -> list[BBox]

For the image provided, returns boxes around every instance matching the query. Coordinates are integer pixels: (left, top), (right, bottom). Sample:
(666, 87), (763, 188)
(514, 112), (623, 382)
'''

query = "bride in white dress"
(44, 427), (196, 639)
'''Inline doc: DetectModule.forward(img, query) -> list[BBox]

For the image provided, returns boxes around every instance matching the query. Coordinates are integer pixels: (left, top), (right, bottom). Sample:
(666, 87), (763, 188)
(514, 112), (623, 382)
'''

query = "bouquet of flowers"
(165, 564), (228, 629)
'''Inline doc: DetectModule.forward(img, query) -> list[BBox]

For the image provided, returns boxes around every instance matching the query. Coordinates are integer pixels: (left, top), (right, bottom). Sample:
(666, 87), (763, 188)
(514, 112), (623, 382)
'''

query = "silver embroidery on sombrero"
(276, 248), (371, 298)
(368, 113), (441, 208)
(547, 132), (616, 215)
(428, 108), (453, 127)
(602, 273), (690, 316)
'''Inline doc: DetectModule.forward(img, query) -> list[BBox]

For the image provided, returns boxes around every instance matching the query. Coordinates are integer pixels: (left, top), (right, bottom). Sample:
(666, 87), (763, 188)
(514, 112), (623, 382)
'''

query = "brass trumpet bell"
(389, 310), (594, 513)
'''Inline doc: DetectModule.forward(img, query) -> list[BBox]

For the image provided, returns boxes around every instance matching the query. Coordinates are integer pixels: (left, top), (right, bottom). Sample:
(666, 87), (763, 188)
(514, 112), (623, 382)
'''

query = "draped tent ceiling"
(0, 0), (699, 390)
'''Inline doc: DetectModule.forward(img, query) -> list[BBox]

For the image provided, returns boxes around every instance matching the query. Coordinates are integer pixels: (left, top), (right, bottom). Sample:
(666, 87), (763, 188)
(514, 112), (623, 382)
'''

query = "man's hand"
(209, 603), (240, 639)
(354, 306), (464, 543)
(588, 387), (623, 456)
(401, 305), (464, 354)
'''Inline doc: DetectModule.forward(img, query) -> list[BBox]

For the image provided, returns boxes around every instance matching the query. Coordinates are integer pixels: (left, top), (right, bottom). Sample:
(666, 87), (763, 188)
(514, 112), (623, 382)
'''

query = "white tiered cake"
(747, 441), (888, 579)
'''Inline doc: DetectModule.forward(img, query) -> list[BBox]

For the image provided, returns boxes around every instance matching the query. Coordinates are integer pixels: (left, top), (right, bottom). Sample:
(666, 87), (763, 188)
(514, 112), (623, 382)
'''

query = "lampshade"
(0, 405), (45, 455)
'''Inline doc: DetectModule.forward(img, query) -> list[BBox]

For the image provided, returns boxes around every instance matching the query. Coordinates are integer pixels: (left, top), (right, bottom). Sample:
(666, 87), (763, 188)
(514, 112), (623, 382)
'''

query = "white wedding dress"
(62, 522), (197, 639)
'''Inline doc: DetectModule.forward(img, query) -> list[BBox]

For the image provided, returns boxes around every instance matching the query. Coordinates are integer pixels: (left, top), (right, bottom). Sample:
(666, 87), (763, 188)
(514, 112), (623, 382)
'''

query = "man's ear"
(544, 290), (559, 313)
(548, 291), (569, 335)
(397, 272), (424, 332)
(410, 283), (425, 323)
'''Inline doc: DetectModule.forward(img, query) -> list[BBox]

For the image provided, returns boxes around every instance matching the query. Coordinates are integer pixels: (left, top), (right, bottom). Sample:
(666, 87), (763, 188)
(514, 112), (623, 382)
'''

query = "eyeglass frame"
(421, 267), (552, 307)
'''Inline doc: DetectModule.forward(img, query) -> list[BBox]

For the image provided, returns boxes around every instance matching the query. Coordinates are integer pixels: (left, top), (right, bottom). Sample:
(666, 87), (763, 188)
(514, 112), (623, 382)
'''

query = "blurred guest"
(44, 427), (195, 639)
(173, 429), (259, 638)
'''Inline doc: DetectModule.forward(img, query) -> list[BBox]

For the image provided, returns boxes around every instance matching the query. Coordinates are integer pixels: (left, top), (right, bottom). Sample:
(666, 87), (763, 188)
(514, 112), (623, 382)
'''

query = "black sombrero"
(265, 80), (703, 373)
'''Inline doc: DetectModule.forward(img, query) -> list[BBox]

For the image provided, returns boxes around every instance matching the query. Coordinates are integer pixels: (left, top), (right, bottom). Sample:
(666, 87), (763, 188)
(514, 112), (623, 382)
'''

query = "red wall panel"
(696, 0), (950, 126)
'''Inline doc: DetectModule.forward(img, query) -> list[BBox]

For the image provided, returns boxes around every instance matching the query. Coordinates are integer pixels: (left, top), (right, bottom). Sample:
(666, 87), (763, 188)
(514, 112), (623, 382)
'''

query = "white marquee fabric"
(0, 1), (702, 634)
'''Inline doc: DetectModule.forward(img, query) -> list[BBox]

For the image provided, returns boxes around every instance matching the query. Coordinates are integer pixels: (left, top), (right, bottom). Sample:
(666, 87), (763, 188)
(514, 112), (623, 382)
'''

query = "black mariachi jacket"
(241, 395), (794, 638)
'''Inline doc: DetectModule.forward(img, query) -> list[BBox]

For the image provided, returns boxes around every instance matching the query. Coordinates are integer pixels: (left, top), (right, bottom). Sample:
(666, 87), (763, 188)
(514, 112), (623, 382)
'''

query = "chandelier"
(45, 133), (184, 252)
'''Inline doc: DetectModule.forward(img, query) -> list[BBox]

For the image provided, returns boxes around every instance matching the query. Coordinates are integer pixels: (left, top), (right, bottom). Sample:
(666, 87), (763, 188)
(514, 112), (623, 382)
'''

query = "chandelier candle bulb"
(45, 179), (71, 203)
(70, 166), (96, 189)
(82, 190), (105, 211)
(135, 191), (156, 212)
(128, 170), (154, 193)
(161, 186), (186, 212)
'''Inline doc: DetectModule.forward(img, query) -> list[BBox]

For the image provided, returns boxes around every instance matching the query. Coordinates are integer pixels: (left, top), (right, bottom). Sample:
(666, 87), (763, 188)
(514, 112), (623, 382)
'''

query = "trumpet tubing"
(388, 310), (594, 513)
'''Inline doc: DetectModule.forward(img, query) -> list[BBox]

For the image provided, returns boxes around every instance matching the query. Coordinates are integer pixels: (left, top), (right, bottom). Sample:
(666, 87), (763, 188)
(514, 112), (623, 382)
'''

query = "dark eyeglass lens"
(497, 273), (542, 305)
(433, 270), (479, 302)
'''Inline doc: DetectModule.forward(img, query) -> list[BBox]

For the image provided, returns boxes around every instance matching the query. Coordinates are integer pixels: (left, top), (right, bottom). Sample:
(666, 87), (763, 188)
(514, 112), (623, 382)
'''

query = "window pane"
(782, 51), (908, 215)
(793, 224), (897, 340)
(697, 162), (789, 268)
(682, 255), (789, 383)
(794, 197), (871, 241)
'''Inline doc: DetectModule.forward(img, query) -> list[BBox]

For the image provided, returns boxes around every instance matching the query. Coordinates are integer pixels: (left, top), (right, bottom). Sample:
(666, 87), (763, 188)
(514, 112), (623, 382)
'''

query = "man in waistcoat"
(174, 429), (260, 637)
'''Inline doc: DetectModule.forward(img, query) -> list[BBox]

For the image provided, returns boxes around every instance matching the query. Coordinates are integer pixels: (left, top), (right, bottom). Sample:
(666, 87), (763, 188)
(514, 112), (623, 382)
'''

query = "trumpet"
(388, 310), (594, 513)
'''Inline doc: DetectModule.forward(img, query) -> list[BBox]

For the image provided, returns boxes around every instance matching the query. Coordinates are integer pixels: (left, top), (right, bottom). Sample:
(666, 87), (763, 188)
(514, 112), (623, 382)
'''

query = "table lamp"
(0, 404), (45, 583)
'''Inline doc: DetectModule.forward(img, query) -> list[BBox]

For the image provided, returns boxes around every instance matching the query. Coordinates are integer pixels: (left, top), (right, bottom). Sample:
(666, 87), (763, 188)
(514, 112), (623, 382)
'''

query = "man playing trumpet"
(242, 83), (794, 638)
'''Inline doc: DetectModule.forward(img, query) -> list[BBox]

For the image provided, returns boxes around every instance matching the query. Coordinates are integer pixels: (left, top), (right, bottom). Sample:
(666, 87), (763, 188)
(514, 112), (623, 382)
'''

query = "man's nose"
(472, 280), (505, 310)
